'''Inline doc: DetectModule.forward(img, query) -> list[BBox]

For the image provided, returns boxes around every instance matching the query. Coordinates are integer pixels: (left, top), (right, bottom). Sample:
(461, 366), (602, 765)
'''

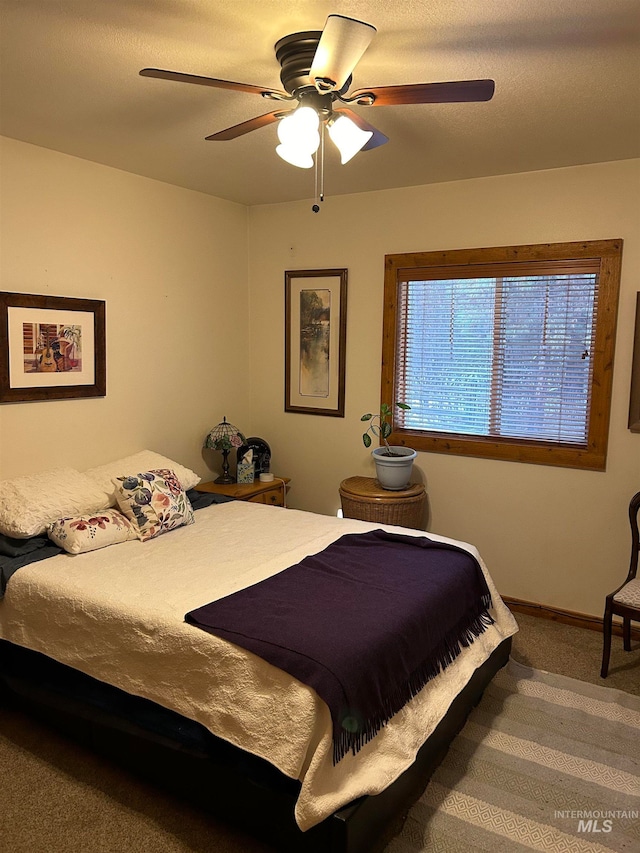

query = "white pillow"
(85, 450), (200, 507)
(0, 468), (110, 539)
(48, 509), (137, 554)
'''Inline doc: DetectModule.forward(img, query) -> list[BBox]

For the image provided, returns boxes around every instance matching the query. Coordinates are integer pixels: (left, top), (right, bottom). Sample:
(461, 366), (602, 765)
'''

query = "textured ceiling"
(1, 0), (639, 206)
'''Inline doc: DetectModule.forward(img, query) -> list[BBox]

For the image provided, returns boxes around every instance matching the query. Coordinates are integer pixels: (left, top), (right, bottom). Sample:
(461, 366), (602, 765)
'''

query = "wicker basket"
(339, 476), (426, 529)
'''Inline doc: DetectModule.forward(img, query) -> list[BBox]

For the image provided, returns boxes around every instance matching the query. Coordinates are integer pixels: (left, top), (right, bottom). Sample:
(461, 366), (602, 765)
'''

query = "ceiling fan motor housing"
(275, 31), (351, 98)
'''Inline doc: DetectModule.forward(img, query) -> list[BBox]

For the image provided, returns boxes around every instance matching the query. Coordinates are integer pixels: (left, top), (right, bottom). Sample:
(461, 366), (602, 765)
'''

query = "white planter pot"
(372, 446), (417, 491)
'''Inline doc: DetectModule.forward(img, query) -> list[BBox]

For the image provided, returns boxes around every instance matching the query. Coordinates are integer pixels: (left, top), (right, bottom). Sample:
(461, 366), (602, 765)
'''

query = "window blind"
(395, 261), (599, 446)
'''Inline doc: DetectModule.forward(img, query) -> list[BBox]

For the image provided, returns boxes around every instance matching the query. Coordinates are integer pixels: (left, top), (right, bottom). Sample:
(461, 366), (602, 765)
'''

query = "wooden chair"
(601, 491), (640, 678)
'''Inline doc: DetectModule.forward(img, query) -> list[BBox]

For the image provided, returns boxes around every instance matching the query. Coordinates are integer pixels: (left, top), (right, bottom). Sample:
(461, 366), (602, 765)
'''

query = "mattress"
(0, 500), (518, 829)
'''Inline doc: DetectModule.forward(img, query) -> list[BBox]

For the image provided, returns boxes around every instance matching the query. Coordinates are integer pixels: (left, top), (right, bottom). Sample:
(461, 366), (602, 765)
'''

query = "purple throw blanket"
(185, 529), (493, 762)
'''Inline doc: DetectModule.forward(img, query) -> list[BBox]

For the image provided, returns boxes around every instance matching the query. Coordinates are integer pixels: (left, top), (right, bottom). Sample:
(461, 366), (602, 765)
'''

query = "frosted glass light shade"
(275, 107), (320, 168)
(276, 144), (315, 168)
(328, 115), (373, 164)
(277, 106), (319, 144)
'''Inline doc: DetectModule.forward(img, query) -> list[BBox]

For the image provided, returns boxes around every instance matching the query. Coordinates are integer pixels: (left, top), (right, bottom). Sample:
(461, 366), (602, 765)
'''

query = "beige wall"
(0, 137), (250, 482)
(247, 159), (640, 618)
(2, 138), (638, 619)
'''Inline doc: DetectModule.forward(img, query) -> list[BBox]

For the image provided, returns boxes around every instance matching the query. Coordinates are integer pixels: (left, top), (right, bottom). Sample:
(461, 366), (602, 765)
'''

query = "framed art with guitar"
(0, 292), (106, 403)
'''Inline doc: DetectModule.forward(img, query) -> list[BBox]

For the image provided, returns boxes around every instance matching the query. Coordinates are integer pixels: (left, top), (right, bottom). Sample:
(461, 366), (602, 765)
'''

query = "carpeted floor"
(1, 613), (638, 852)
(510, 612), (640, 697)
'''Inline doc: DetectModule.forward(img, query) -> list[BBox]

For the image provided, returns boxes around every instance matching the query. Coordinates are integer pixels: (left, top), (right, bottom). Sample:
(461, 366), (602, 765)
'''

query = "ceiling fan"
(140, 14), (494, 205)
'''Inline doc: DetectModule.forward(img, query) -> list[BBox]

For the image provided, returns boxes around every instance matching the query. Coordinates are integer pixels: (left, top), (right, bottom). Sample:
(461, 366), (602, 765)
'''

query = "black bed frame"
(0, 637), (511, 852)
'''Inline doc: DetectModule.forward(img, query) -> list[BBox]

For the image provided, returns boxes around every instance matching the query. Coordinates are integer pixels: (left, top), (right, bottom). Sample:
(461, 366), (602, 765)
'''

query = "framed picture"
(0, 291), (106, 403)
(629, 292), (640, 433)
(285, 269), (347, 417)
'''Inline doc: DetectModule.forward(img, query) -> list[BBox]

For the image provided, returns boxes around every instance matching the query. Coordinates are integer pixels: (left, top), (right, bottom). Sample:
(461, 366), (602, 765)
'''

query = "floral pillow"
(113, 469), (195, 542)
(48, 509), (137, 554)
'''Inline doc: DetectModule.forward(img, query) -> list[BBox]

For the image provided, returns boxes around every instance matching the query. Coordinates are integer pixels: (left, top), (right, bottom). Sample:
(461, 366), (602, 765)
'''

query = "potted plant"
(361, 402), (417, 490)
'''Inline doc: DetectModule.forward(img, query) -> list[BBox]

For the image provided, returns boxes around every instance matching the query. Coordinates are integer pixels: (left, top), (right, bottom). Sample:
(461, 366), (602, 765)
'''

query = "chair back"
(629, 491), (640, 582)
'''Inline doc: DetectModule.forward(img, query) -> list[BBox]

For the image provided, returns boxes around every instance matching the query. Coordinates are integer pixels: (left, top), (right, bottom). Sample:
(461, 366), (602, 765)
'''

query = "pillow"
(48, 509), (137, 554)
(0, 468), (111, 539)
(85, 451), (200, 507)
(113, 469), (195, 541)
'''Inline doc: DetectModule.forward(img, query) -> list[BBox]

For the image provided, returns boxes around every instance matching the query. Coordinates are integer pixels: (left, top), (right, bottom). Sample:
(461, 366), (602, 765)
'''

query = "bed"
(0, 453), (518, 852)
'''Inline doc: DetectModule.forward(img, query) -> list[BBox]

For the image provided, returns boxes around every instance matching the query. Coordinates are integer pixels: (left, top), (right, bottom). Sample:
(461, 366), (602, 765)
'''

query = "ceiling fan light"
(328, 115), (373, 164)
(276, 106), (320, 168)
(276, 143), (315, 169)
(277, 107), (320, 147)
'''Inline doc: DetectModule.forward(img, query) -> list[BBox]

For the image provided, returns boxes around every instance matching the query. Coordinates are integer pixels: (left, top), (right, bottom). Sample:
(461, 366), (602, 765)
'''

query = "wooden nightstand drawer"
(247, 486), (285, 506)
(195, 477), (290, 506)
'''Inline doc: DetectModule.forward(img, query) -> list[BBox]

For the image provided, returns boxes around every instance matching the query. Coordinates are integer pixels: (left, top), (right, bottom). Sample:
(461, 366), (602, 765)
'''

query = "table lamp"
(204, 417), (245, 484)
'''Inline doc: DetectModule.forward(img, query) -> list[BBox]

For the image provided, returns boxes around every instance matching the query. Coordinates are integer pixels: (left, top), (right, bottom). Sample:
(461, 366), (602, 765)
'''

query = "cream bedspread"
(0, 501), (518, 830)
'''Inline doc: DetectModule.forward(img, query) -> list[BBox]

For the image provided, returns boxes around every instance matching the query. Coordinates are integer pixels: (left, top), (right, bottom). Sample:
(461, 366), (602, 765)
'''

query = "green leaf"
(396, 402), (411, 410)
(363, 433), (372, 447)
(380, 403), (391, 416)
(361, 413), (373, 421)
(381, 422), (392, 439)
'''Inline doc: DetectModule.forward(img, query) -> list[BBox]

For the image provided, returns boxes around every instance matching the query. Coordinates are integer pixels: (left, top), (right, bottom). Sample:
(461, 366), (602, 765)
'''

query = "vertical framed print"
(629, 292), (640, 432)
(285, 269), (347, 417)
(0, 291), (106, 403)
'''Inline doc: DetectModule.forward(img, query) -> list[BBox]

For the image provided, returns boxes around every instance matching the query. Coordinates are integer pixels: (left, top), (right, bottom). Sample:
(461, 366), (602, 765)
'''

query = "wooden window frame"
(381, 240), (623, 470)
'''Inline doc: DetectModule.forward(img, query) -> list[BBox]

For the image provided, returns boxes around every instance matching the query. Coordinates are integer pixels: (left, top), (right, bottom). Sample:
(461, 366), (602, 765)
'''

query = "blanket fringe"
(333, 594), (494, 764)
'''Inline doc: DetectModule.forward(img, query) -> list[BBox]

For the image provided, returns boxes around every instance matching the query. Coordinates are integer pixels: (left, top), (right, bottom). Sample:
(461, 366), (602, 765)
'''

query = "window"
(381, 240), (622, 470)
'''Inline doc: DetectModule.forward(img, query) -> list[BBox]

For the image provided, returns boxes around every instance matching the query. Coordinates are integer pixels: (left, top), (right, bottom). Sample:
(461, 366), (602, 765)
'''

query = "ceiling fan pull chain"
(314, 138), (318, 207)
(312, 122), (325, 213)
(320, 123), (325, 203)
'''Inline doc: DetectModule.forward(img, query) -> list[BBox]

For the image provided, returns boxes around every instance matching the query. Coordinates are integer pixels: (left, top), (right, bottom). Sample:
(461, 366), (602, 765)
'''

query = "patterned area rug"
(386, 658), (640, 852)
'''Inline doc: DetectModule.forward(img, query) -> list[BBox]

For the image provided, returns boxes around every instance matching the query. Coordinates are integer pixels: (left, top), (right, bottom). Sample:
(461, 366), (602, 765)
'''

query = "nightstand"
(339, 476), (426, 529)
(195, 477), (290, 507)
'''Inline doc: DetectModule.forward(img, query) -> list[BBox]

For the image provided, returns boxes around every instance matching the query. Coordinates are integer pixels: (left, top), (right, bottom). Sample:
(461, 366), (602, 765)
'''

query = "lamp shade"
(328, 115), (373, 164)
(204, 417), (245, 452)
(277, 106), (319, 145)
(276, 143), (315, 168)
(275, 107), (320, 169)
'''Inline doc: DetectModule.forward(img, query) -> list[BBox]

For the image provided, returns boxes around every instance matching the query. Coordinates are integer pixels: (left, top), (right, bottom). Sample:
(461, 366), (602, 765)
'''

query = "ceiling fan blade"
(349, 79), (495, 106)
(140, 68), (288, 100)
(334, 108), (389, 151)
(310, 15), (376, 92)
(205, 110), (292, 141)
